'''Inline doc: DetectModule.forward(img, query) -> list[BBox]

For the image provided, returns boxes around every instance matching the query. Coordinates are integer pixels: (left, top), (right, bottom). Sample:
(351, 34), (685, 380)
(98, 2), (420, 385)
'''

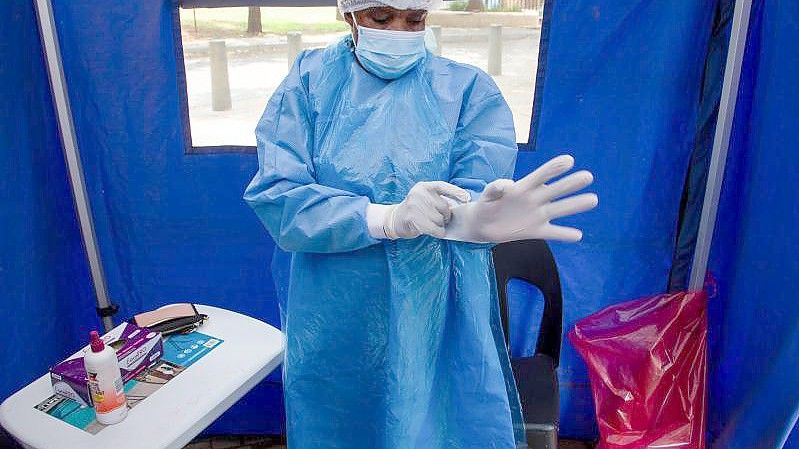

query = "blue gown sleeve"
(449, 73), (518, 196)
(243, 52), (379, 253)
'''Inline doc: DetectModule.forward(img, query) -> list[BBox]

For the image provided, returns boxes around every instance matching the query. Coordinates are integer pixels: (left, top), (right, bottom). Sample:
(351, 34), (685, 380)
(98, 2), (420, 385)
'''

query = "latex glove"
(384, 181), (471, 239)
(444, 155), (598, 243)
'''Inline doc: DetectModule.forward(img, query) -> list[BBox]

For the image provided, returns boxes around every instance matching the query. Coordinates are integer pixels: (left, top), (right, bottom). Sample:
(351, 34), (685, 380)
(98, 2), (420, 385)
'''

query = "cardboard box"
(49, 322), (163, 407)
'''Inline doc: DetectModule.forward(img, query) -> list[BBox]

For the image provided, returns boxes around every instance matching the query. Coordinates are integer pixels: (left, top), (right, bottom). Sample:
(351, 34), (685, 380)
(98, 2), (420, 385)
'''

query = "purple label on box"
(49, 322), (163, 407)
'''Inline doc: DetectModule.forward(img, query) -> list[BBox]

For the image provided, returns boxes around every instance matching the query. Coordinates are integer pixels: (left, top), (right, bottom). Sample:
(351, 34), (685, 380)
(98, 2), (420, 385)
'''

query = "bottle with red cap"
(85, 330), (128, 424)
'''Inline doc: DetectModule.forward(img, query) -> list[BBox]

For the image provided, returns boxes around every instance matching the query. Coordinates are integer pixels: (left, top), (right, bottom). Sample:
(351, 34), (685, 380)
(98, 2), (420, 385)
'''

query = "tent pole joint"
(96, 304), (120, 319)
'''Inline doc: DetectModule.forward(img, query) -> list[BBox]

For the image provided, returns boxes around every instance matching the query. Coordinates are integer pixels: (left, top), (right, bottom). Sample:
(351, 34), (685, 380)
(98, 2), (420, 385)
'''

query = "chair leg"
(525, 425), (557, 449)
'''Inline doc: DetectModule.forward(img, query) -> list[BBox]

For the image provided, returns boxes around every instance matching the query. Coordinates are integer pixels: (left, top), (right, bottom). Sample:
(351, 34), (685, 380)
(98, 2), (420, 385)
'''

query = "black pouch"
(129, 303), (207, 335)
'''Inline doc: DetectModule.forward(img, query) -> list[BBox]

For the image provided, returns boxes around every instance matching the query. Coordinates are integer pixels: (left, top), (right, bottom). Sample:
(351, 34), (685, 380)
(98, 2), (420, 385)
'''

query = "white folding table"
(0, 305), (285, 449)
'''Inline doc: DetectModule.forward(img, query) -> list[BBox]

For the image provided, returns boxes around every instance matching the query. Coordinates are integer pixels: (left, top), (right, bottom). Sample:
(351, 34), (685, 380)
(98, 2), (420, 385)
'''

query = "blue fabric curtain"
(520, 0), (716, 438)
(24, 0), (285, 434)
(0, 0), (100, 402)
(707, 1), (799, 447)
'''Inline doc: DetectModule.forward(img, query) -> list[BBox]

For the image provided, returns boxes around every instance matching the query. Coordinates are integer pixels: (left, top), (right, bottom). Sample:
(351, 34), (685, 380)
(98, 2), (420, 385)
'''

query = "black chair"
(493, 239), (562, 449)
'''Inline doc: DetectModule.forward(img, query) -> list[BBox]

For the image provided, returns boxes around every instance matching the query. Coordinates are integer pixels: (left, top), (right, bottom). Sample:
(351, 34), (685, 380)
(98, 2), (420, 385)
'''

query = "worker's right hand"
(384, 181), (471, 239)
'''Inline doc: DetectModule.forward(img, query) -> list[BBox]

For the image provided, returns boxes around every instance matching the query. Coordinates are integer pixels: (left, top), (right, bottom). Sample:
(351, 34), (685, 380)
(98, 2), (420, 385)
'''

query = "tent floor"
(185, 435), (285, 449)
(183, 436), (594, 449)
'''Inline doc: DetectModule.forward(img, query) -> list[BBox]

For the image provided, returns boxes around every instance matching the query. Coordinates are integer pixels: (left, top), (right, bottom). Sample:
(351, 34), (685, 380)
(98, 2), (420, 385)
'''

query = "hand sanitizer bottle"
(85, 330), (128, 424)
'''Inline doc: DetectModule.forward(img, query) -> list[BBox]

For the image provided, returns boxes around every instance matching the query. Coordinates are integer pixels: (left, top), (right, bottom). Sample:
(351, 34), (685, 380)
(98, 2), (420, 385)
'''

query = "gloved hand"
(384, 181), (471, 239)
(444, 155), (598, 243)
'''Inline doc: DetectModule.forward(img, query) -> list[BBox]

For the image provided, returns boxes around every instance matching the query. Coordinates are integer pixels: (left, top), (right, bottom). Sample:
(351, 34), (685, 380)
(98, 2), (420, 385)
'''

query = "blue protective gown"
(244, 36), (524, 449)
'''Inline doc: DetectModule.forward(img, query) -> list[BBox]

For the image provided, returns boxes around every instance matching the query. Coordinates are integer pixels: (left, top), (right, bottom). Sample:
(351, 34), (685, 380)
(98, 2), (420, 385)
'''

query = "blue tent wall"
(40, 0), (284, 434)
(6, 0), (797, 443)
(9, 0), (720, 439)
(707, 0), (799, 447)
(520, 0), (716, 438)
(0, 0), (99, 401)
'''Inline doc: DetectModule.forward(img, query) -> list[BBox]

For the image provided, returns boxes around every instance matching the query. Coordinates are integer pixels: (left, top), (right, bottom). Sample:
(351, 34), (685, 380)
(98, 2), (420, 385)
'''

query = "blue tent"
(1, 0), (797, 446)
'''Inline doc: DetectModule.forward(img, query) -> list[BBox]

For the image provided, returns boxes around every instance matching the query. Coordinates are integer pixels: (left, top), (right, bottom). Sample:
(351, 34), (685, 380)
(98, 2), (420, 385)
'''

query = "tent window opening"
(175, 2), (545, 152)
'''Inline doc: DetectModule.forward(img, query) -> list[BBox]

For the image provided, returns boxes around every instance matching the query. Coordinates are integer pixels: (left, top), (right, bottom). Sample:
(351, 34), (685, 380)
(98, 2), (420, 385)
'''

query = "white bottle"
(84, 330), (128, 424)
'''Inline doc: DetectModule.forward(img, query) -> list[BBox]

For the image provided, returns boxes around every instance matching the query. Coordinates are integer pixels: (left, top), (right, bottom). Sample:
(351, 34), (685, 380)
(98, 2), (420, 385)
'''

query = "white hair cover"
(338, 0), (439, 14)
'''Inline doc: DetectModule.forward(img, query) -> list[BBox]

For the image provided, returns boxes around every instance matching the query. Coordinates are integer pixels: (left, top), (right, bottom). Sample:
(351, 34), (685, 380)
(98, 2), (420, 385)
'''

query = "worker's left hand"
(444, 155), (598, 243)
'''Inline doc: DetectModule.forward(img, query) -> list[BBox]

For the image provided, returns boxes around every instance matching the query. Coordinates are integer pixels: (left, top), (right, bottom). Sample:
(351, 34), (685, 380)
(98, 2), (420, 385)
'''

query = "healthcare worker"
(243, 0), (597, 447)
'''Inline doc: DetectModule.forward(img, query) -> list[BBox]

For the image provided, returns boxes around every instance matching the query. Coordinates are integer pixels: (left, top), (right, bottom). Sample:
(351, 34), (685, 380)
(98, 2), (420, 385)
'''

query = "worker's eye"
(408, 12), (427, 23)
(372, 15), (391, 23)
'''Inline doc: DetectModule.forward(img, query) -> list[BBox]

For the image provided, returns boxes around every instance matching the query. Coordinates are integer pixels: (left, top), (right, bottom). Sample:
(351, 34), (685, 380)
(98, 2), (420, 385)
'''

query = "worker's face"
(346, 7), (427, 44)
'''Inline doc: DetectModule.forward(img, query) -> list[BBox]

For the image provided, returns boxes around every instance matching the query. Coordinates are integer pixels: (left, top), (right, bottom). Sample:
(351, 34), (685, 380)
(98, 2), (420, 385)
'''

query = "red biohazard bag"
(568, 290), (707, 449)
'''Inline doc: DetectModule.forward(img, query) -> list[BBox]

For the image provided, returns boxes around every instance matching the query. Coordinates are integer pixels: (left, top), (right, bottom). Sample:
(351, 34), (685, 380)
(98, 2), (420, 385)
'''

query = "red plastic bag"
(568, 291), (707, 449)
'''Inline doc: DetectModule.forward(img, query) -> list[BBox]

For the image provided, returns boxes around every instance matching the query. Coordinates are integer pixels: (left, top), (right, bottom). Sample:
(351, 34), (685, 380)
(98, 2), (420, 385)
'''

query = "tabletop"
(0, 305), (285, 449)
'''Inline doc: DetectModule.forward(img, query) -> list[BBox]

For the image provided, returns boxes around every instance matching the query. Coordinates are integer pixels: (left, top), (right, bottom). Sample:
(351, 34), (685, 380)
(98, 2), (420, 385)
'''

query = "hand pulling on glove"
(383, 181), (471, 239)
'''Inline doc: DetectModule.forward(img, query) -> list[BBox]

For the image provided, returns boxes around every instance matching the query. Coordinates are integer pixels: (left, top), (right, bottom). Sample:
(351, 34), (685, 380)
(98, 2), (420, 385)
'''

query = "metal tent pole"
(34, 0), (116, 331)
(689, 0), (754, 291)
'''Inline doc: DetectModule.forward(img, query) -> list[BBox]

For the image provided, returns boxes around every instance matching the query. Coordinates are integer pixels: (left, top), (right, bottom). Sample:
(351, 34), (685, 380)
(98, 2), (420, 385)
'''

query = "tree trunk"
(466, 0), (485, 12)
(247, 7), (262, 35)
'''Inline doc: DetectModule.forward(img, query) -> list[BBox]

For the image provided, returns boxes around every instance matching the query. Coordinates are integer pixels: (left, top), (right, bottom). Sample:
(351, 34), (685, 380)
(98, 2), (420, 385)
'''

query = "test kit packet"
(49, 322), (163, 407)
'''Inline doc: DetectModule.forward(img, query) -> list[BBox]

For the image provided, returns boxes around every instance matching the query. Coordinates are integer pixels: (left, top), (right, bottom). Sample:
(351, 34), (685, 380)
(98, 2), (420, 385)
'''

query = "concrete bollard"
(209, 40), (232, 111)
(488, 24), (502, 76)
(287, 31), (303, 69)
(431, 25), (442, 56)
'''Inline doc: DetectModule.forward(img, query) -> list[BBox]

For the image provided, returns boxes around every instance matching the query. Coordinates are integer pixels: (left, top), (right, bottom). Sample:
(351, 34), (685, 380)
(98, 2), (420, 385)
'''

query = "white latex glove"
(384, 181), (471, 239)
(444, 155), (598, 243)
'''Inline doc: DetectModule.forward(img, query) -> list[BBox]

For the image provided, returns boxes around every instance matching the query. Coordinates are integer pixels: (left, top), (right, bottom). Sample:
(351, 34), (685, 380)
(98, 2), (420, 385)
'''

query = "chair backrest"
(492, 239), (563, 366)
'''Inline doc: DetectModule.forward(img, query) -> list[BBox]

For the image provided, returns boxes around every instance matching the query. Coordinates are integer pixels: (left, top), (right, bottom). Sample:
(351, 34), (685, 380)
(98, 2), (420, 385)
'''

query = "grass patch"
(487, 5), (523, 12)
(447, 1), (469, 10)
(261, 20), (347, 34)
(180, 7), (348, 39)
(446, 1), (524, 12)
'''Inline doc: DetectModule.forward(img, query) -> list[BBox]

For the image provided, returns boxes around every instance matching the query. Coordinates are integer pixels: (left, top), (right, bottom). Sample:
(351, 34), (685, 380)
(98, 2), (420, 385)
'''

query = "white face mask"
(351, 14), (428, 80)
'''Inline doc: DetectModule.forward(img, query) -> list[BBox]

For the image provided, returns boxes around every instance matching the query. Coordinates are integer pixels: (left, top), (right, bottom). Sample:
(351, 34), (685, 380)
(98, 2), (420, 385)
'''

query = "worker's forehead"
(360, 6), (427, 15)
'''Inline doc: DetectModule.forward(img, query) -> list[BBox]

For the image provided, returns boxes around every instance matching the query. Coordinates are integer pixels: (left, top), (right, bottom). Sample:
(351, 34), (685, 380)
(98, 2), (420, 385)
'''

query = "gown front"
(244, 36), (525, 449)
